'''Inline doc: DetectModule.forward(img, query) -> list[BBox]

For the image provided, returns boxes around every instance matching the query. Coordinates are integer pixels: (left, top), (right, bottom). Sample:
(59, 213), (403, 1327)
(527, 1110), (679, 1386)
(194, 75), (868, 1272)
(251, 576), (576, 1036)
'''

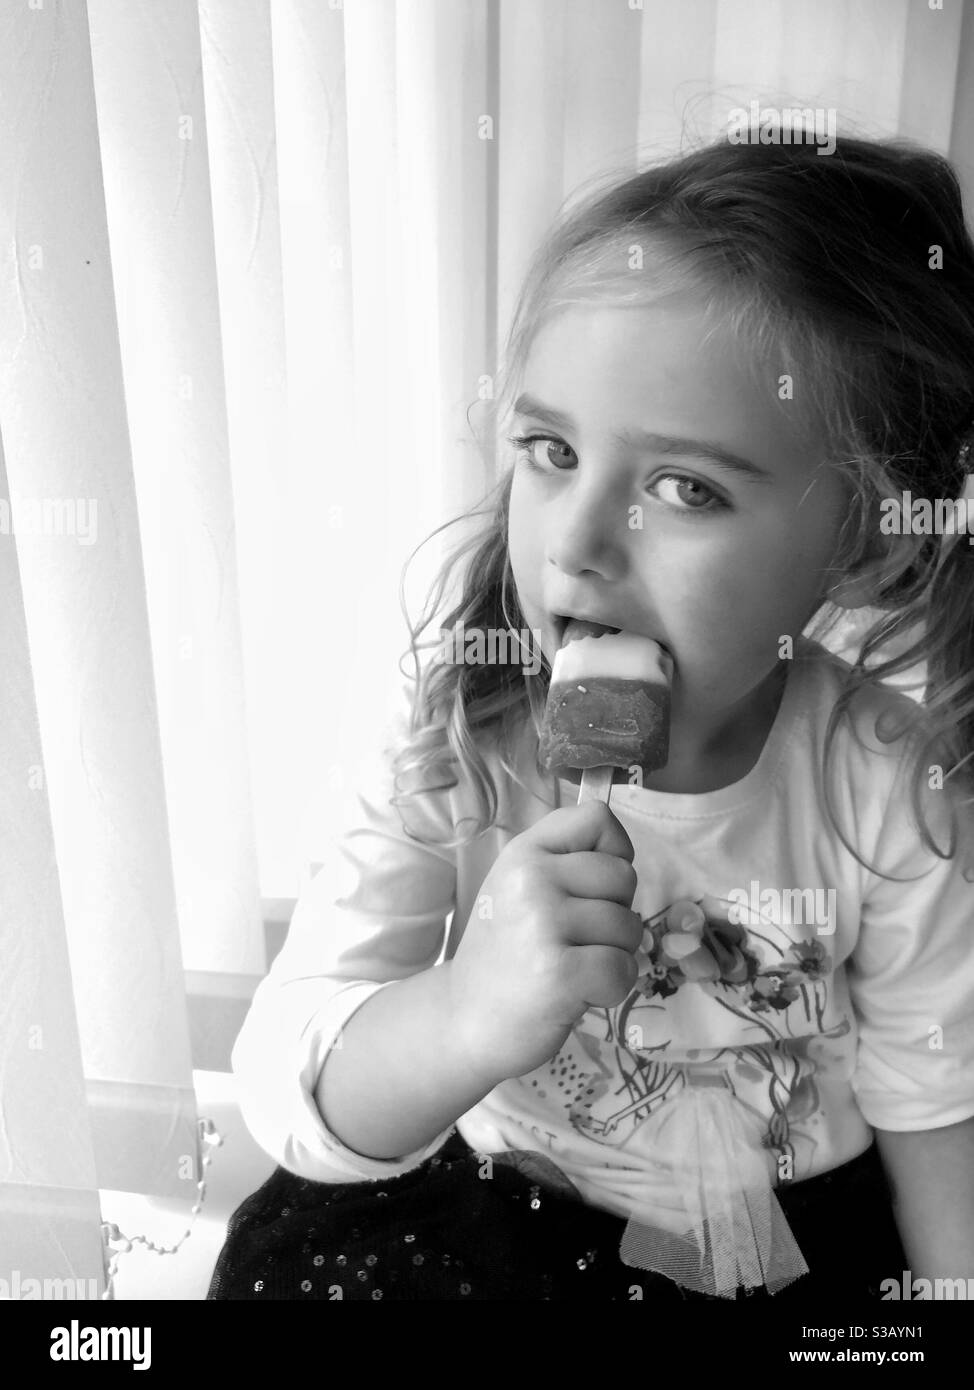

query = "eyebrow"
(511, 392), (774, 483)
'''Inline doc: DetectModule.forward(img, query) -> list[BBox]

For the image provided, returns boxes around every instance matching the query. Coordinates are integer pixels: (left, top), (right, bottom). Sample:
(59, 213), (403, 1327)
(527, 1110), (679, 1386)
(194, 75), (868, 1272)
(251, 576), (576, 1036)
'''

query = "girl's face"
(507, 299), (852, 787)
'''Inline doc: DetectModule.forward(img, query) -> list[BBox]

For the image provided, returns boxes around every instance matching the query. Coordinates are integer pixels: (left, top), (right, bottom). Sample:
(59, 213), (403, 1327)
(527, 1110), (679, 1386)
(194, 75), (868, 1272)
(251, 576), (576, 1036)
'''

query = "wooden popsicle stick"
(577, 765), (615, 805)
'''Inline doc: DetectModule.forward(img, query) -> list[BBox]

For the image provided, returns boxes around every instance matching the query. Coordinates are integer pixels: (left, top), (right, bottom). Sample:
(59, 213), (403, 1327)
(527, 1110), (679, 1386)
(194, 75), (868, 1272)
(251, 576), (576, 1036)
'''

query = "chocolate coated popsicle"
(539, 620), (673, 800)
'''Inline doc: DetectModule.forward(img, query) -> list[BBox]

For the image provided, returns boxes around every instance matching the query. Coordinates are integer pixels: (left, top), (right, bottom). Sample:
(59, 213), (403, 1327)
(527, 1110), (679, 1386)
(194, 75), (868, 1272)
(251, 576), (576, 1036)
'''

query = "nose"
(544, 478), (629, 581)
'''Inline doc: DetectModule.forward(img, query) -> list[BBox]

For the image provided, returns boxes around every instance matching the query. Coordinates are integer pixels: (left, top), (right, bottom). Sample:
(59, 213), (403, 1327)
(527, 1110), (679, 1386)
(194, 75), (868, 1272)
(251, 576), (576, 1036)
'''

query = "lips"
(553, 613), (623, 647)
(559, 618), (622, 647)
(551, 611), (676, 654)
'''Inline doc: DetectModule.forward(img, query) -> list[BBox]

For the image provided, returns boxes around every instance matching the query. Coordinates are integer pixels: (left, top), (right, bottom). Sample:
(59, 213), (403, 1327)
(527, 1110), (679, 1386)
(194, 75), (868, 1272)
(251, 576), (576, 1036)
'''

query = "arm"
(875, 1117), (974, 1281)
(845, 737), (974, 1280)
(232, 681), (480, 1180)
(314, 961), (505, 1160)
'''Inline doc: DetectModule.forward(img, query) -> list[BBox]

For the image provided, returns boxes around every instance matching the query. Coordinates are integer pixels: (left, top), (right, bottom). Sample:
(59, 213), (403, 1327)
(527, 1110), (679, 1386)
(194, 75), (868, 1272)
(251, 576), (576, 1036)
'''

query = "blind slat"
(0, 0), (197, 1197)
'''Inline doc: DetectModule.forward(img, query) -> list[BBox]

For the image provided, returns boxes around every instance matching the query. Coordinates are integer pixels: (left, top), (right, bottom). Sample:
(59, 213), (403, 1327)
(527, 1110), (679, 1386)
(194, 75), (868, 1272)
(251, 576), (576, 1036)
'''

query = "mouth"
(552, 613), (668, 654)
(554, 616), (621, 648)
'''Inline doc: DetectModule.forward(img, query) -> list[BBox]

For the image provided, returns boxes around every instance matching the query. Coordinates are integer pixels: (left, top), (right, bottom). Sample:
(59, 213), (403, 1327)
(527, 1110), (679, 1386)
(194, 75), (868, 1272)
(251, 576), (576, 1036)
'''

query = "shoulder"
(787, 637), (926, 839)
(793, 638), (971, 876)
(793, 635), (926, 764)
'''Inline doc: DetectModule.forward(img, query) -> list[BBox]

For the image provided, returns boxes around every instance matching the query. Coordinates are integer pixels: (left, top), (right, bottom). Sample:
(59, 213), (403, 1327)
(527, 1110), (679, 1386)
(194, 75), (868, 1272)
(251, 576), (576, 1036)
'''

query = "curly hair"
(392, 126), (974, 876)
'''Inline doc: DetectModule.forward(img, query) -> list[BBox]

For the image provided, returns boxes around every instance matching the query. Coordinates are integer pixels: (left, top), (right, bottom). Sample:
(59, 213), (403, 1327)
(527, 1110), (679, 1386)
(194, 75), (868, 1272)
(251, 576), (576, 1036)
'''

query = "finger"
(554, 852), (639, 908)
(560, 942), (641, 1009)
(527, 800), (635, 863)
(560, 900), (645, 954)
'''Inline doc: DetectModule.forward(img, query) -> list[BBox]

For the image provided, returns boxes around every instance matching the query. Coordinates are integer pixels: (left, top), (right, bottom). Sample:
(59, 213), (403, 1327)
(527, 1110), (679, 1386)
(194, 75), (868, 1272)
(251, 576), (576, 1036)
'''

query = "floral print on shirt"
(542, 894), (852, 1181)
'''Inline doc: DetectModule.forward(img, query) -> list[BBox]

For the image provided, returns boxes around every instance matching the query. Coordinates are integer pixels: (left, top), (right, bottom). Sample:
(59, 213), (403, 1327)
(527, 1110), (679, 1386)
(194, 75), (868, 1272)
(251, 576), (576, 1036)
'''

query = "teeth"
(561, 618), (622, 646)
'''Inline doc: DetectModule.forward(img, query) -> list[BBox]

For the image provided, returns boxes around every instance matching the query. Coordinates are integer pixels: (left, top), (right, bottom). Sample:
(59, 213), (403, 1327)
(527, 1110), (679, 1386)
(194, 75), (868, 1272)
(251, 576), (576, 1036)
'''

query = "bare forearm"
(314, 962), (504, 1161)
(875, 1116), (974, 1281)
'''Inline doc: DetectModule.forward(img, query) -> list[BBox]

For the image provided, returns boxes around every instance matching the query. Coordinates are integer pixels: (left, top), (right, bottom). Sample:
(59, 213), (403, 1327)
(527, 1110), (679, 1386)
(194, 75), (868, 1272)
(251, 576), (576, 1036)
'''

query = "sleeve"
(231, 683), (462, 1182)
(847, 757), (974, 1133)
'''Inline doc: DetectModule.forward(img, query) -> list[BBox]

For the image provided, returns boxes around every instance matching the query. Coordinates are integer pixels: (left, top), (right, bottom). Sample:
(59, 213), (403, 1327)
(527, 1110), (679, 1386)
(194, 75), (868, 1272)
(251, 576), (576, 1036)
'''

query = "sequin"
(460, 1282), (471, 1296)
(412, 1254), (424, 1266)
(280, 1207), (291, 1216)
(357, 1270), (368, 1282)
(313, 1255), (325, 1267)
(336, 1255), (347, 1266)
(301, 1280), (312, 1292)
(441, 1254), (451, 1265)
(372, 1289), (383, 1300)
(253, 1280), (264, 1292)
(577, 1258), (588, 1270)
(365, 1254), (377, 1266)
(377, 1191), (388, 1198)
(404, 1233), (416, 1243)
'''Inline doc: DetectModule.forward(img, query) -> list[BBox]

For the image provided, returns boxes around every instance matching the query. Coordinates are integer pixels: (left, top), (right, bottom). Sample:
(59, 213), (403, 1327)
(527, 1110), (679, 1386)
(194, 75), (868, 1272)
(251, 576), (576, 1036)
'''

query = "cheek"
(672, 539), (817, 638)
(506, 476), (539, 580)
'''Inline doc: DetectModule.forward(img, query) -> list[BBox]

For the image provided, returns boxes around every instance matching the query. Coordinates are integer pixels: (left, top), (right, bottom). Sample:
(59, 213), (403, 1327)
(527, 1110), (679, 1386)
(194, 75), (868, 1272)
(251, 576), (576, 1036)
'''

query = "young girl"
(209, 129), (974, 1302)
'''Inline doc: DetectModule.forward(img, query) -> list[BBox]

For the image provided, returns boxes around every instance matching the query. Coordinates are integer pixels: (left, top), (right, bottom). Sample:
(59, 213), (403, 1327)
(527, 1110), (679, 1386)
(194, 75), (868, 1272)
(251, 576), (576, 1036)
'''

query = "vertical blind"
(0, 0), (970, 1295)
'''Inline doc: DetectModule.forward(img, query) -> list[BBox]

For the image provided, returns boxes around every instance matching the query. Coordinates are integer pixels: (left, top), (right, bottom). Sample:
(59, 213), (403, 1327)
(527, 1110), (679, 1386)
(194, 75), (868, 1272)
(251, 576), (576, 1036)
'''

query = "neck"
(640, 661), (790, 794)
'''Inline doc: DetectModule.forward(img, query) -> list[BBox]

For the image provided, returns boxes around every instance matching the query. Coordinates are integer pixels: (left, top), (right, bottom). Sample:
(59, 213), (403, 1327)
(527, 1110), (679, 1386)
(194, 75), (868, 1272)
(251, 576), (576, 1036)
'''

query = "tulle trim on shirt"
(617, 1068), (809, 1297)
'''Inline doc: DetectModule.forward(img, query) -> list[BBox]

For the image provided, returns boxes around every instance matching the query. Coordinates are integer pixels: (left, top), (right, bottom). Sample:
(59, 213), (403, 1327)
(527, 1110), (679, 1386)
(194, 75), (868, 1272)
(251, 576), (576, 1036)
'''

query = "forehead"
(516, 302), (821, 479)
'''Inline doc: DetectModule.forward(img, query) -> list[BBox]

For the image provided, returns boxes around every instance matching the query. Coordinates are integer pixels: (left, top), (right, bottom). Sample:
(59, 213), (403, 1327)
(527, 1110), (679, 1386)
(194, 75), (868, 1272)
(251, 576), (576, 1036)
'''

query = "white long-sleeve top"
(232, 636), (974, 1227)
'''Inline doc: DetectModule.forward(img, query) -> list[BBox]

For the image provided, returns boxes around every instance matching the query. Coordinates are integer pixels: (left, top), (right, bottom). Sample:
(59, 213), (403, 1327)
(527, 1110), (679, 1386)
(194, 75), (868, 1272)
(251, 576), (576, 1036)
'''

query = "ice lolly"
(539, 620), (673, 802)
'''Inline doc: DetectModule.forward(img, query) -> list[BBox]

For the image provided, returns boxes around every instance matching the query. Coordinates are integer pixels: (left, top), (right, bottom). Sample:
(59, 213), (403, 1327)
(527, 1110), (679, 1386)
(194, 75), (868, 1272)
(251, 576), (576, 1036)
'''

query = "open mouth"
(554, 615), (624, 648)
(552, 614), (672, 658)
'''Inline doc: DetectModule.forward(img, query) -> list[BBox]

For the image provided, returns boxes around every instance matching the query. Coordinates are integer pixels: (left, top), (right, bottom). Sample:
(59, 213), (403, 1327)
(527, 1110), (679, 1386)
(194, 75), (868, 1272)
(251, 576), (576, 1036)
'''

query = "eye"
(507, 433), (577, 470)
(651, 473), (726, 512)
(509, 433), (729, 513)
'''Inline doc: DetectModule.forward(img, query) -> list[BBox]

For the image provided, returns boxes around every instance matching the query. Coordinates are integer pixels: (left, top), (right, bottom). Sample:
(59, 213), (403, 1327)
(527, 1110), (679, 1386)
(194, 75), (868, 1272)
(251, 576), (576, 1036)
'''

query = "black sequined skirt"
(207, 1128), (907, 1301)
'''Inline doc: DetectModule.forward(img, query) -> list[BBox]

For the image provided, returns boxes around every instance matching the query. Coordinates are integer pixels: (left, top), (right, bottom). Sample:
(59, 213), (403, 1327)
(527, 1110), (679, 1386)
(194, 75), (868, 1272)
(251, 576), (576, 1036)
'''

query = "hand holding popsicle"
(446, 622), (667, 1082)
(447, 801), (644, 1081)
(538, 621), (674, 804)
